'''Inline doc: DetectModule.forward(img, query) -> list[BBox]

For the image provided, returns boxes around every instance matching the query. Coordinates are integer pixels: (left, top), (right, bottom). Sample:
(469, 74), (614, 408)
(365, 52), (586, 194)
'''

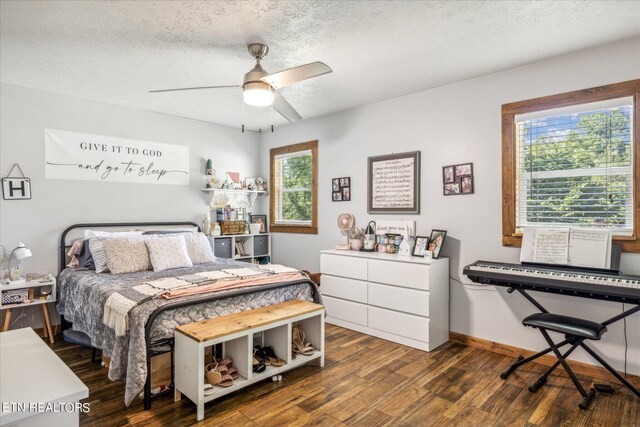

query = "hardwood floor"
(49, 324), (639, 426)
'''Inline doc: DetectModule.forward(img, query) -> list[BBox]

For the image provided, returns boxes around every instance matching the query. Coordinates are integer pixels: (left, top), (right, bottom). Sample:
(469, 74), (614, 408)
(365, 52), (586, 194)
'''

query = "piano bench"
(523, 313), (607, 340)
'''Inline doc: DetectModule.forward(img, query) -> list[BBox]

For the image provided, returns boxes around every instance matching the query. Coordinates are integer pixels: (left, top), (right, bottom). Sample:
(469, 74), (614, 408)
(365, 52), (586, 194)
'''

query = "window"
(269, 140), (318, 234)
(502, 80), (640, 253)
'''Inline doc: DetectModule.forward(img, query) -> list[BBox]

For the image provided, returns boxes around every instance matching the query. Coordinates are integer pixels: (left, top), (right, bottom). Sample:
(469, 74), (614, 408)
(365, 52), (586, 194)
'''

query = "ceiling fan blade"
(261, 62), (332, 89)
(149, 85), (241, 93)
(273, 91), (302, 122)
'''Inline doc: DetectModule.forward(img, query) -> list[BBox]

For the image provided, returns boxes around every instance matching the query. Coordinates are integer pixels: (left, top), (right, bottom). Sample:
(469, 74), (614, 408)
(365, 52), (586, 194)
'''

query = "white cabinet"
(320, 250), (449, 351)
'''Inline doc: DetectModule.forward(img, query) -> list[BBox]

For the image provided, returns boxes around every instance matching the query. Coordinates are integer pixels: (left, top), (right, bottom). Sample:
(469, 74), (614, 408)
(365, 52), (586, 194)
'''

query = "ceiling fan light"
(243, 82), (274, 107)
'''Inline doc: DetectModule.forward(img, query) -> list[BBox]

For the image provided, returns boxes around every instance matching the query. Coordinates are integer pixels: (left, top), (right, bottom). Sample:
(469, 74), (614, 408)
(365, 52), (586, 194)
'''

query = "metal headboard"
(59, 221), (200, 274)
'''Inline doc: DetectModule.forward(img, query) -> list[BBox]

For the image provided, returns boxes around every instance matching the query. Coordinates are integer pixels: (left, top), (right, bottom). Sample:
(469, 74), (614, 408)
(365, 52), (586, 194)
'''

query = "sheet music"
(532, 228), (570, 265)
(519, 228), (536, 263)
(567, 229), (611, 269)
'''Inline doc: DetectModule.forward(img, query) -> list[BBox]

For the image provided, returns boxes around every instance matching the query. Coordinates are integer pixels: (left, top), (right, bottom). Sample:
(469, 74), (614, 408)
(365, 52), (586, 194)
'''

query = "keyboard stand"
(500, 287), (640, 399)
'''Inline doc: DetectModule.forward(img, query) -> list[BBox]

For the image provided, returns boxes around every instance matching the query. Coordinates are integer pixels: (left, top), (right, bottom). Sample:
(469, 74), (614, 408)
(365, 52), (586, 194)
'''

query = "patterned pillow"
(146, 235), (193, 272)
(84, 230), (144, 239)
(104, 238), (152, 274)
(88, 238), (110, 273)
(183, 232), (216, 264)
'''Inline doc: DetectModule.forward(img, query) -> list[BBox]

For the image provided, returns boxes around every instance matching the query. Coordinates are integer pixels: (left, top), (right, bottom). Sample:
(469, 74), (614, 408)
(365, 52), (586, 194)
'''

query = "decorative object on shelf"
(226, 172), (242, 190)
(362, 221), (377, 251)
(6, 243), (32, 284)
(224, 205), (235, 220)
(44, 128), (189, 186)
(428, 229), (447, 259)
(202, 211), (211, 235)
(368, 151), (420, 214)
(2, 163), (31, 200)
(375, 220), (416, 238)
(205, 159), (214, 175)
(236, 208), (247, 221)
(244, 177), (257, 190)
(348, 227), (364, 251)
(249, 214), (268, 233)
(385, 234), (399, 254)
(376, 235), (387, 253)
(398, 225), (413, 257)
(212, 223), (221, 236)
(332, 177), (351, 202)
(221, 220), (246, 235)
(206, 168), (218, 189)
(243, 223), (250, 234)
(255, 177), (267, 192)
(413, 236), (430, 257)
(443, 162), (474, 196)
(335, 213), (355, 250)
(249, 223), (261, 234)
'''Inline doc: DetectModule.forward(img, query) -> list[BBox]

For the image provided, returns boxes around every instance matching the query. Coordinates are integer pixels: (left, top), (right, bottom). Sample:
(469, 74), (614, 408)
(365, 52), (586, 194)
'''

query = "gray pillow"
(74, 239), (95, 270)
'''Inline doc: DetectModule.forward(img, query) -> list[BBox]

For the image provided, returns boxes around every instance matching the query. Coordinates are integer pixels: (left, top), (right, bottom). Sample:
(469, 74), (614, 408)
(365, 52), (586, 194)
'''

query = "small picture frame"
(455, 163), (472, 177)
(442, 166), (454, 183)
(428, 229), (447, 259)
(249, 214), (268, 233)
(332, 176), (351, 202)
(412, 236), (430, 257)
(461, 176), (473, 194)
(444, 183), (460, 195)
(244, 177), (256, 190)
(342, 187), (350, 201)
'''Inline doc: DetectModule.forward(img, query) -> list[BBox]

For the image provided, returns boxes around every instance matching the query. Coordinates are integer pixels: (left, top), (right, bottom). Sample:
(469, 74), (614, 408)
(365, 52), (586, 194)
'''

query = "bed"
(56, 222), (321, 408)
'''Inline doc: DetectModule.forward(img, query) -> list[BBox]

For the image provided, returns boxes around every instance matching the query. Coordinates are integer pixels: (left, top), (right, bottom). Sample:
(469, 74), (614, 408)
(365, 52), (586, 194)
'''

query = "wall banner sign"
(45, 129), (189, 186)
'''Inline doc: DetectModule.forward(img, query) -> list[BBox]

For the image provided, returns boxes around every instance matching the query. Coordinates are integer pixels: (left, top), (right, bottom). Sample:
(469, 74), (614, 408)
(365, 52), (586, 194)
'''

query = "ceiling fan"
(150, 43), (332, 123)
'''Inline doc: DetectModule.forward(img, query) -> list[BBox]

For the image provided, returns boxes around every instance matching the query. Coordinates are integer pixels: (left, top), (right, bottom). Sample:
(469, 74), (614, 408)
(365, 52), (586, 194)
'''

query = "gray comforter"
(57, 259), (320, 405)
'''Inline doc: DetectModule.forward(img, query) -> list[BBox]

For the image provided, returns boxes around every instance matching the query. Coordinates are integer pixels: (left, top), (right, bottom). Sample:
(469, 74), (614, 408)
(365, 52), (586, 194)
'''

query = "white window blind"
(274, 149), (313, 225)
(515, 97), (634, 236)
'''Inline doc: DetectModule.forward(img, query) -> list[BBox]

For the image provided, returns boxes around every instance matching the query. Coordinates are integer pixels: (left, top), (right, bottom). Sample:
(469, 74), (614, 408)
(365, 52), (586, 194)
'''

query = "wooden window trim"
(502, 79), (640, 253)
(269, 140), (318, 234)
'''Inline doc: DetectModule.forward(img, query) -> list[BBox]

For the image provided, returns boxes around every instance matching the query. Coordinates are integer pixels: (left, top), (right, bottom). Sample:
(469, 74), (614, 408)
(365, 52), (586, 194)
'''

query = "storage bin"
(254, 235), (269, 256)
(213, 238), (232, 258)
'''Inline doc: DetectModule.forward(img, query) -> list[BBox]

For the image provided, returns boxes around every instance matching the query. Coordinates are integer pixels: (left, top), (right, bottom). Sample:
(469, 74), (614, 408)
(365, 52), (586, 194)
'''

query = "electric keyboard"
(463, 261), (640, 305)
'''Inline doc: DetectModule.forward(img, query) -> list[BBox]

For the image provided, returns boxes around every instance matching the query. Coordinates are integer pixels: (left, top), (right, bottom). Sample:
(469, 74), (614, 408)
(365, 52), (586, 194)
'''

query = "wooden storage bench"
(174, 300), (325, 421)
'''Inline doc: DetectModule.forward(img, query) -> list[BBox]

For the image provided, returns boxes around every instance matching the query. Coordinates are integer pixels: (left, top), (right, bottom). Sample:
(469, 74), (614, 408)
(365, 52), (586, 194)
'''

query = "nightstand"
(1, 276), (57, 343)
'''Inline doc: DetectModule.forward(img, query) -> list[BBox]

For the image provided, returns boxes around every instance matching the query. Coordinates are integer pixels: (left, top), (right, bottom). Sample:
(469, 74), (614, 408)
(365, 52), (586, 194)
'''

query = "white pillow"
(183, 232), (216, 264)
(146, 235), (193, 272)
(84, 230), (144, 239)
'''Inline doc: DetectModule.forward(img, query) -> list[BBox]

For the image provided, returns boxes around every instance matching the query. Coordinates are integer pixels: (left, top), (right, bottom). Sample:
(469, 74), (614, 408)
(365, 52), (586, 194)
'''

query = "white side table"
(1, 277), (56, 343)
(0, 328), (89, 427)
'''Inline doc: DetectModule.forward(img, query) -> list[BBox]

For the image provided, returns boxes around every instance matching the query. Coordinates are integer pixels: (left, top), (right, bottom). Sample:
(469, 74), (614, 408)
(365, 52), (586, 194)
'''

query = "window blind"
(515, 97), (634, 236)
(274, 150), (313, 224)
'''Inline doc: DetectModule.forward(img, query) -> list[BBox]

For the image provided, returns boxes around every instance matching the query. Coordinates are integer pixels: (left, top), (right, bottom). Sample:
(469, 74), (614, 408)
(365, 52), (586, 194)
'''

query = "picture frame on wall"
(443, 162), (474, 196)
(332, 176), (351, 202)
(368, 151), (420, 214)
(249, 214), (268, 233)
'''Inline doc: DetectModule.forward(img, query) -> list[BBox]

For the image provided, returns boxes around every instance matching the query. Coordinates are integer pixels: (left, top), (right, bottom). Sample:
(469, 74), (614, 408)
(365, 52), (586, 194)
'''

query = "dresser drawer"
(322, 275), (367, 303)
(368, 283), (429, 317)
(368, 306), (429, 343)
(323, 296), (367, 326)
(368, 260), (429, 290)
(321, 254), (367, 281)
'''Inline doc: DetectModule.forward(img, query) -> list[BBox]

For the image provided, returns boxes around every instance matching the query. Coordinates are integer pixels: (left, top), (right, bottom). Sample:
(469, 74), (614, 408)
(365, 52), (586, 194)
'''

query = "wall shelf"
(201, 189), (266, 207)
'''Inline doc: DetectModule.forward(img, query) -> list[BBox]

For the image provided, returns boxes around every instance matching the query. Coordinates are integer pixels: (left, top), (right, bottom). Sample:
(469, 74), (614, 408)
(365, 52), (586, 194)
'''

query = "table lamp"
(8, 242), (32, 284)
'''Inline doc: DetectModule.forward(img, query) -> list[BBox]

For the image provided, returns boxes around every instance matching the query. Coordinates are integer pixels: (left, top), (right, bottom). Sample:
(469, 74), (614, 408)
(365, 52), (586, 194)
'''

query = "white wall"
(259, 37), (640, 374)
(0, 83), (260, 326)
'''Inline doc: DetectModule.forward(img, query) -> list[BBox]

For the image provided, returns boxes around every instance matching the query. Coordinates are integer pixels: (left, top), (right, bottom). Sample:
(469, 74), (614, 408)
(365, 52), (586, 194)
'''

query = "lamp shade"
(242, 82), (275, 107)
(13, 243), (32, 260)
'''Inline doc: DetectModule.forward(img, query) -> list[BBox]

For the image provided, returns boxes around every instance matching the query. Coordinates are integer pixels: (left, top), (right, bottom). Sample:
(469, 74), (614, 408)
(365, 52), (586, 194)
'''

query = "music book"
(520, 227), (612, 269)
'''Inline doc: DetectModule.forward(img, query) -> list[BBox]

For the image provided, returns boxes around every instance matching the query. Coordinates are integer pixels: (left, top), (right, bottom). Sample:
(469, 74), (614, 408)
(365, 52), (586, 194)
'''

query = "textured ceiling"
(1, 1), (639, 131)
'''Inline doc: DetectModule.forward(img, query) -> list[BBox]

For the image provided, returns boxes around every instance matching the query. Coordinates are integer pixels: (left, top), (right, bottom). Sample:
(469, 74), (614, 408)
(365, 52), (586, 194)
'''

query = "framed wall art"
(368, 151), (420, 214)
(443, 162), (473, 196)
(332, 177), (351, 202)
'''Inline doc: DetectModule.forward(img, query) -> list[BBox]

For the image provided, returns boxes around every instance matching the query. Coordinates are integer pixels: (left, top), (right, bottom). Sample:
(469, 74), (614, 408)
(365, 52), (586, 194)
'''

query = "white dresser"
(320, 249), (449, 351)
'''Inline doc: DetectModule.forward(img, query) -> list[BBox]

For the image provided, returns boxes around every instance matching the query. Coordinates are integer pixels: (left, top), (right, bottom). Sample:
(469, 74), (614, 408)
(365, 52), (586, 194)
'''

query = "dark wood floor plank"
(34, 324), (637, 426)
